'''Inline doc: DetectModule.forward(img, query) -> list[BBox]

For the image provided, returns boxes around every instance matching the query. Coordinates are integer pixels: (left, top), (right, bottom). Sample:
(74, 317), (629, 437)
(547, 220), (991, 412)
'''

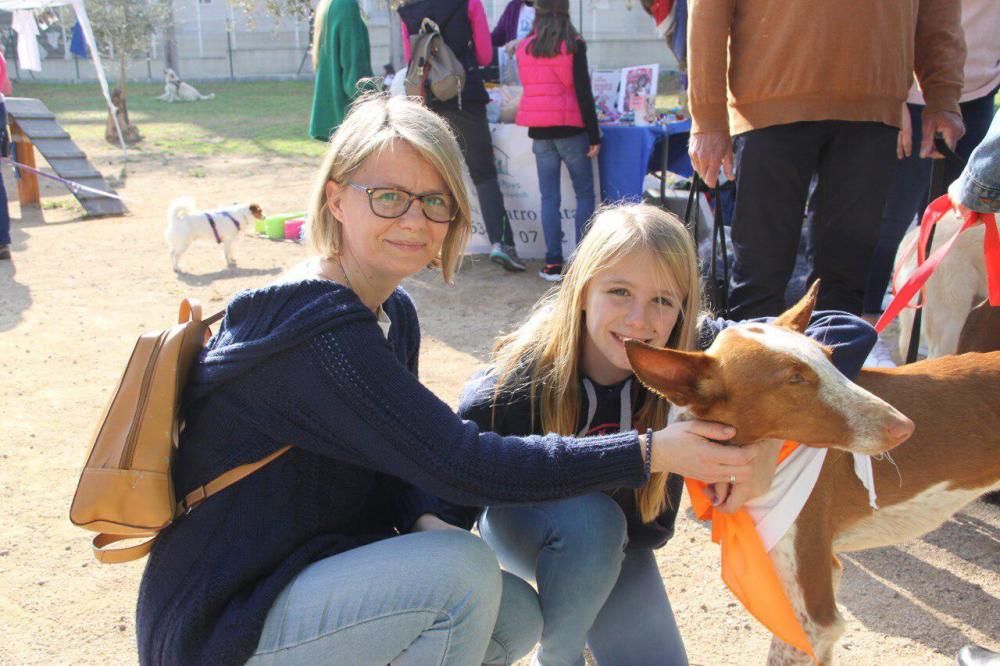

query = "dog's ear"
(625, 340), (720, 407)
(249, 204), (263, 219)
(774, 279), (819, 334)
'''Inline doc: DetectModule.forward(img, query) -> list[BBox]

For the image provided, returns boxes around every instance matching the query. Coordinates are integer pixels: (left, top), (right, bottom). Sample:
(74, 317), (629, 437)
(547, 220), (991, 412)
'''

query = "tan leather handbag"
(69, 298), (290, 563)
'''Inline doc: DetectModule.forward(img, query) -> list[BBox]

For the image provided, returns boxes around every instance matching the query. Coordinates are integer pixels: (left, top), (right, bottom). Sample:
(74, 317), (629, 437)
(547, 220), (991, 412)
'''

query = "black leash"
(905, 134), (965, 364)
(684, 174), (730, 316)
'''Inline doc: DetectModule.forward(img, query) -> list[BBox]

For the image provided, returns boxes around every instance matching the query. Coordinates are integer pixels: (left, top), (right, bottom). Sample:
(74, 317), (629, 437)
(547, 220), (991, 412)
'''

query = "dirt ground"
(1, 144), (998, 666)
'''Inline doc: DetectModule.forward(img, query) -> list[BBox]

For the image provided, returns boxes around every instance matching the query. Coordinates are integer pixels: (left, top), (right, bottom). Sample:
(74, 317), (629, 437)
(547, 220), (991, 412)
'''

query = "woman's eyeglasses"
(347, 183), (457, 224)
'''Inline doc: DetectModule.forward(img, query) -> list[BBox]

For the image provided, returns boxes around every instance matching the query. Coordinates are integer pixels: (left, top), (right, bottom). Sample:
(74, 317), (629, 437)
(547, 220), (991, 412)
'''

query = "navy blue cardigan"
(459, 311), (876, 551)
(136, 280), (646, 666)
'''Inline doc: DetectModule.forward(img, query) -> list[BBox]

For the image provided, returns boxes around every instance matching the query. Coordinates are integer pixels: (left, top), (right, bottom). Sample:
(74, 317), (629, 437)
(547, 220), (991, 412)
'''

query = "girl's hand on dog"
(646, 420), (757, 485)
(712, 438), (783, 513)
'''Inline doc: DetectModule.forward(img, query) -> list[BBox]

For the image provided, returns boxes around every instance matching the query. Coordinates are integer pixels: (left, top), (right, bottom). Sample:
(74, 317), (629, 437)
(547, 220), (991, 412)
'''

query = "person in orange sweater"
(686, 0), (966, 319)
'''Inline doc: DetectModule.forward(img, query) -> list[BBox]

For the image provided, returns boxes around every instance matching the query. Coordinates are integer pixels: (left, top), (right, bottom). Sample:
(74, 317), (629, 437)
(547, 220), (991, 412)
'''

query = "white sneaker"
(864, 336), (897, 368)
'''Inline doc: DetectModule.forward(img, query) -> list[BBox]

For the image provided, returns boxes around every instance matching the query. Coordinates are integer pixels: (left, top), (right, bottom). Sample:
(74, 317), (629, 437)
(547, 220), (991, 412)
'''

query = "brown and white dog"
(626, 283), (1000, 665)
(166, 196), (263, 272)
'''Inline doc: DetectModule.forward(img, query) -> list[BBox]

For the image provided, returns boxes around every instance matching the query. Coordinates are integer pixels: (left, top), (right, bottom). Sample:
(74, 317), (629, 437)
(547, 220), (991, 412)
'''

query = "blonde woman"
(460, 204), (877, 665)
(135, 96), (758, 666)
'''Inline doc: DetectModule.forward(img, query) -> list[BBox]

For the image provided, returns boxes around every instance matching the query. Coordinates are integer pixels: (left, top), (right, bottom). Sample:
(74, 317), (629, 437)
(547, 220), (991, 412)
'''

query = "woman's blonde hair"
(491, 204), (702, 521)
(305, 93), (472, 283)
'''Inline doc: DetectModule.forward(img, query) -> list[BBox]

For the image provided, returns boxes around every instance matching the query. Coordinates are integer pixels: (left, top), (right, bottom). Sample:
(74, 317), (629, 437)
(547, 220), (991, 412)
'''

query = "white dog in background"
(166, 196), (263, 271)
(894, 209), (991, 359)
(157, 69), (216, 103)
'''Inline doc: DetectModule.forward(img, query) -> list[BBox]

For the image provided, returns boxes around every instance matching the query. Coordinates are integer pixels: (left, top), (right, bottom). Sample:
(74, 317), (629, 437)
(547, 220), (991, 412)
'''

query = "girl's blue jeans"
(246, 530), (542, 665)
(480, 492), (689, 666)
(532, 133), (596, 265)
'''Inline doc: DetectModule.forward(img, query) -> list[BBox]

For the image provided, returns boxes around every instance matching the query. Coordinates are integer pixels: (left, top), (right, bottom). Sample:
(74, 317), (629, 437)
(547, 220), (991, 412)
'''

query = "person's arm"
(491, 0), (521, 47)
(686, 0), (736, 186)
(230, 318), (646, 508)
(0, 52), (11, 97)
(338, 7), (375, 99)
(468, 0), (494, 66)
(401, 22), (412, 63)
(687, 0), (734, 136)
(949, 110), (1000, 214)
(404, 366), (532, 533)
(913, 0), (965, 157)
(699, 310), (877, 381)
(572, 42), (601, 151)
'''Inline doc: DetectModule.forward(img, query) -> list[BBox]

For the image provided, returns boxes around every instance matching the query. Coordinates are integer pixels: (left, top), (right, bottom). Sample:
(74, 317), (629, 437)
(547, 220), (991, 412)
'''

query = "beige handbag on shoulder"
(69, 298), (290, 563)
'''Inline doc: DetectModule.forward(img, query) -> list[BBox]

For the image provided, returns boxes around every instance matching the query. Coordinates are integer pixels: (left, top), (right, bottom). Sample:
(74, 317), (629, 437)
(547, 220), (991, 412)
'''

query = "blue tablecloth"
(599, 120), (692, 202)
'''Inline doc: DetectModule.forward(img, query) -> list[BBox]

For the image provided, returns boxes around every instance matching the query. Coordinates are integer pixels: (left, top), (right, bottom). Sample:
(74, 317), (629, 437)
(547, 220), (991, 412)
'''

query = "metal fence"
(1, 0), (672, 84)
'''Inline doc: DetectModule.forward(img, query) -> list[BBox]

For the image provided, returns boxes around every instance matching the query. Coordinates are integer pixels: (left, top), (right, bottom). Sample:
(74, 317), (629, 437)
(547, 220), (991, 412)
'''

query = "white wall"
(9, 0), (677, 83)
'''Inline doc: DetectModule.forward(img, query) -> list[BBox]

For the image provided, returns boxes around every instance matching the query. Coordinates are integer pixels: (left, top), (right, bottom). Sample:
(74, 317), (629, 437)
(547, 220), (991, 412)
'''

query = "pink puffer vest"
(515, 38), (584, 128)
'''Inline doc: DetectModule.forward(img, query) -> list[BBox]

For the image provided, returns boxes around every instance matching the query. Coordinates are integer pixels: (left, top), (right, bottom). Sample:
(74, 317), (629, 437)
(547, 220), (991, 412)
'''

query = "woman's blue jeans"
(480, 493), (688, 666)
(532, 133), (596, 265)
(246, 530), (542, 665)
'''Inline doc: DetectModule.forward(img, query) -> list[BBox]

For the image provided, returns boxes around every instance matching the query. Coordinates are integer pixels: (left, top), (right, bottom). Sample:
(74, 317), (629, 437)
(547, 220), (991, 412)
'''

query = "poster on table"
(617, 64), (659, 113)
(463, 124), (601, 259)
(590, 69), (622, 118)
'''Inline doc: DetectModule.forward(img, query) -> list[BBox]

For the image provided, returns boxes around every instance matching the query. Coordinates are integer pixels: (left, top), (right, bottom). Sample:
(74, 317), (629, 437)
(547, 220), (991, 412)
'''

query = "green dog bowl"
(259, 212), (305, 237)
(265, 216), (287, 240)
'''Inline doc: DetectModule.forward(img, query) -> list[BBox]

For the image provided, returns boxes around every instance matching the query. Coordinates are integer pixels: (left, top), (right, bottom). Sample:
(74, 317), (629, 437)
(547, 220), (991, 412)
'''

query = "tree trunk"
(106, 54), (141, 146)
(163, 0), (178, 73)
(119, 55), (127, 103)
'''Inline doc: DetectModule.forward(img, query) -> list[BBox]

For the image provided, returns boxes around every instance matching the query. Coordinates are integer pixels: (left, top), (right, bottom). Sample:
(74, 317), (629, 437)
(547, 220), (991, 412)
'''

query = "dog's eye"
(787, 372), (806, 385)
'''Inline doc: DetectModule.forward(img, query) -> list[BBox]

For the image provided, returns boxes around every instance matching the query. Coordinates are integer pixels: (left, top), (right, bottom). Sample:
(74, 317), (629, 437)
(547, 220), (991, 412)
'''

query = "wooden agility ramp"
(5, 97), (127, 217)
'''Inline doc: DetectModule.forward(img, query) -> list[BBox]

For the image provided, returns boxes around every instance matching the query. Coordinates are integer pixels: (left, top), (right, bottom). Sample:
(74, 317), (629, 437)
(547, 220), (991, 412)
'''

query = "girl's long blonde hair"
(305, 93), (471, 283)
(491, 204), (702, 521)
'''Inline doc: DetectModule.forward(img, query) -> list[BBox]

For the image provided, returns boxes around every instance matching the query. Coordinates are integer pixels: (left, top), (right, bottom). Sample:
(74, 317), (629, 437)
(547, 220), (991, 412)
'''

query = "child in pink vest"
(515, 0), (600, 281)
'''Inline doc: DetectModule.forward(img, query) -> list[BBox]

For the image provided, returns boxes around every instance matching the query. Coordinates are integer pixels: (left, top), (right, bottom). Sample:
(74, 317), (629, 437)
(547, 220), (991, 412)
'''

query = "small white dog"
(894, 208), (991, 359)
(166, 196), (263, 271)
(157, 69), (216, 103)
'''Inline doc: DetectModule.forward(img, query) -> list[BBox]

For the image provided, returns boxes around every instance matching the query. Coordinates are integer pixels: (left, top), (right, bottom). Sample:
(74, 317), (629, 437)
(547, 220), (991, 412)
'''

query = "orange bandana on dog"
(686, 441), (817, 662)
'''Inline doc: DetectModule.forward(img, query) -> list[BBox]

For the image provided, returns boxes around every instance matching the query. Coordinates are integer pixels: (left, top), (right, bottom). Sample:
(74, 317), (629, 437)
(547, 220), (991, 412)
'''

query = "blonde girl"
(460, 204), (877, 665)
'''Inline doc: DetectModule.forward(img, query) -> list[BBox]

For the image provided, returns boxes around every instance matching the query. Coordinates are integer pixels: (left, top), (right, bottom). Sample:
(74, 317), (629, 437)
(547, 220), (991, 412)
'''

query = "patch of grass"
(40, 196), (83, 212)
(13, 81), (327, 160)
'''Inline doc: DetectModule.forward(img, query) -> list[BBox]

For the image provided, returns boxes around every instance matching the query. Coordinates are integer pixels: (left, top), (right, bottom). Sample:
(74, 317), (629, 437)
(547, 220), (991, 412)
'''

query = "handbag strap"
(179, 445), (293, 515)
(90, 446), (292, 563)
(178, 297), (224, 327)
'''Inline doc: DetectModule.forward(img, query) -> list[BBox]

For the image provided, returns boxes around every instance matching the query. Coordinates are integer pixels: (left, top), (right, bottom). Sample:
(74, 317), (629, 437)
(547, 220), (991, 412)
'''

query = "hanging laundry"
(70, 22), (89, 59)
(11, 10), (41, 72)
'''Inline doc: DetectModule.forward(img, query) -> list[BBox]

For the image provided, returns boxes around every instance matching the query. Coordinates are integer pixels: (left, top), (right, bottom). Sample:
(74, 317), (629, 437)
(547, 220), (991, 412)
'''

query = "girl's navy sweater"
(458, 311), (876, 551)
(136, 280), (647, 665)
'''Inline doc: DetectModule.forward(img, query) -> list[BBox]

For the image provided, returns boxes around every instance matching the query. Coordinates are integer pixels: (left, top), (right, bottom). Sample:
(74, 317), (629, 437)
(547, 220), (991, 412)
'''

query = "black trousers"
(864, 90), (998, 314)
(434, 104), (514, 247)
(729, 120), (896, 318)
